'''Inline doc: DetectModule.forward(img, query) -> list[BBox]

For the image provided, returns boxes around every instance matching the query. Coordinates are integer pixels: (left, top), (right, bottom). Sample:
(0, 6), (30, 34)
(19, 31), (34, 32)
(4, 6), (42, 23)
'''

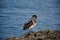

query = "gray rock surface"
(6, 30), (60, 40)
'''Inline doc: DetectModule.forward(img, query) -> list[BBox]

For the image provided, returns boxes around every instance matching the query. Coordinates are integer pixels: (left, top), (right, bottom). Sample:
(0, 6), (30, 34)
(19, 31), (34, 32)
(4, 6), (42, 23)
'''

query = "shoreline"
(6, 30), (60, 40)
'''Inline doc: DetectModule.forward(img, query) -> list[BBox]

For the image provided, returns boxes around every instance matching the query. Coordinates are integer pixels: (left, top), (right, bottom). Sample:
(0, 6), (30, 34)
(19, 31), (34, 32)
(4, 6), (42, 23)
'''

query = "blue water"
(0, 0), (60, 39)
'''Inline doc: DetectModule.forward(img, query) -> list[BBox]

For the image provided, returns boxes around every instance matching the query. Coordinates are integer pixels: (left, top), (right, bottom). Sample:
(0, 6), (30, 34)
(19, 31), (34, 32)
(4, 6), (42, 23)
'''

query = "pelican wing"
(23, 21), (33, 30)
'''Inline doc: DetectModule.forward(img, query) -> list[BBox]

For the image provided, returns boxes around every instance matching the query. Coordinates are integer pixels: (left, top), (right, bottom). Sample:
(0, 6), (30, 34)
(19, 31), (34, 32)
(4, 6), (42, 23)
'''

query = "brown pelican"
(23, 15), (37, 30)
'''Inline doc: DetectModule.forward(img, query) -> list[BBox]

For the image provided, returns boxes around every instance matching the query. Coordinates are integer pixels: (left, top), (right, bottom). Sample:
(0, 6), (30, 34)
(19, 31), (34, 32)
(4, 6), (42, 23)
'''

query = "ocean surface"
(0, 0), (60, 39)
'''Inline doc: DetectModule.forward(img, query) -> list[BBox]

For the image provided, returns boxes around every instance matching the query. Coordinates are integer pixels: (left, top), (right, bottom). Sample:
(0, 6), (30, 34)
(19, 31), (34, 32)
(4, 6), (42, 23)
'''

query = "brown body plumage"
(23, 15), (37, 30)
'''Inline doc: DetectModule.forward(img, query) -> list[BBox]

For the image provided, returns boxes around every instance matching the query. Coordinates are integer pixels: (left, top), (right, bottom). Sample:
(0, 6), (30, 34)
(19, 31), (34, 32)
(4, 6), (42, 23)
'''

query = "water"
(0, 0), (60, 39)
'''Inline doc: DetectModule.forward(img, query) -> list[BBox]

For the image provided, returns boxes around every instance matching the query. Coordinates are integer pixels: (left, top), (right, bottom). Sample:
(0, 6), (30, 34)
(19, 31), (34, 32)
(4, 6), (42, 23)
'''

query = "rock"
(38, 30), (49, 35)
(36, 35), (47, 39)
(6, 37), (19, 40)
(6, 30), (60, 40)
(36, 32), (42, 36)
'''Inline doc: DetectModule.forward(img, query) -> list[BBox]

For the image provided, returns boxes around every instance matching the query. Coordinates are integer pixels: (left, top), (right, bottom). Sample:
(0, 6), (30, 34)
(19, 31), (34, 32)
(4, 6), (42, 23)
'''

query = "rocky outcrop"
(6, 30), (60, 40)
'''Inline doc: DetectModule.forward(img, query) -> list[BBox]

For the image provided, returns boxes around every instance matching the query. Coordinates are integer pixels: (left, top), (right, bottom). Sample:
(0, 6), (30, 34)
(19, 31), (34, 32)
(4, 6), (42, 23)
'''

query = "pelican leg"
(28, 29), (33, 33)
